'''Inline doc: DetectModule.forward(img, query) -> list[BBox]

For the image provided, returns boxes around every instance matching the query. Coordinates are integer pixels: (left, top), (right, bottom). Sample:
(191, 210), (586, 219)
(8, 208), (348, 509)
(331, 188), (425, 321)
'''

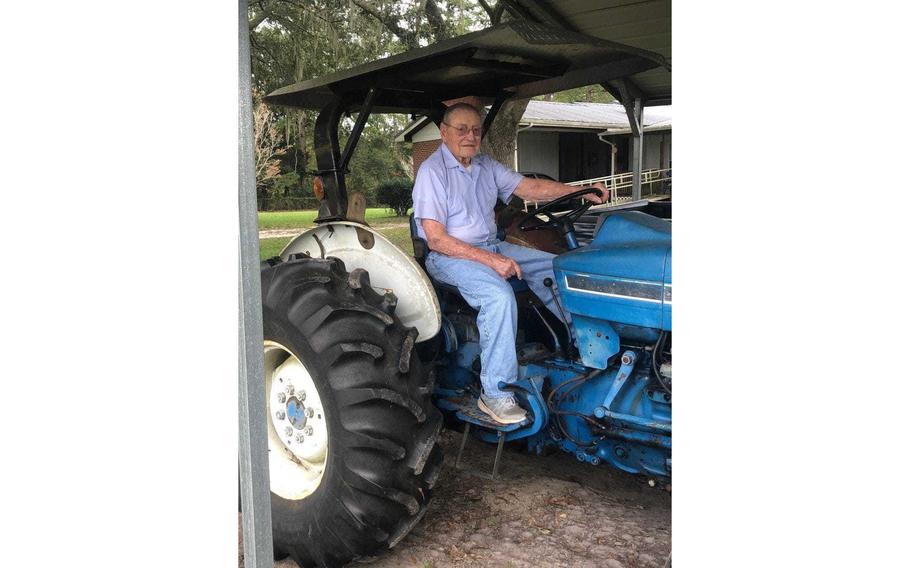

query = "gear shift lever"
(543, 277), (571, 328)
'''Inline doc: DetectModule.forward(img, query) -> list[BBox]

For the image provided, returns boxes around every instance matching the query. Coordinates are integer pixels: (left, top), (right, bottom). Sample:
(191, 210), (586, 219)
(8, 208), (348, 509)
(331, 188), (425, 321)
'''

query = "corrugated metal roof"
(512, 1), (671, 105)
(520, 100), (671, 130)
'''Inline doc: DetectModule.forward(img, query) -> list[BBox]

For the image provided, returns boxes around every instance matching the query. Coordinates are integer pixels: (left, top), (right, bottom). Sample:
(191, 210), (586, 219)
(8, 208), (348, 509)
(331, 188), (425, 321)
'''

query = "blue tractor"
(261, 21), (671, 567)
(417, 193), (671, 480)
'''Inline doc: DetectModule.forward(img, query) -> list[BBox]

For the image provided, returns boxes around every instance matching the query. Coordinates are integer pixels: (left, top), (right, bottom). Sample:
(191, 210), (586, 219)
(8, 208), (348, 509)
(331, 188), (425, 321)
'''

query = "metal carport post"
(625, 97), (644, 201)
(239, 0), (274, 566)
(608, 78), (644, 201)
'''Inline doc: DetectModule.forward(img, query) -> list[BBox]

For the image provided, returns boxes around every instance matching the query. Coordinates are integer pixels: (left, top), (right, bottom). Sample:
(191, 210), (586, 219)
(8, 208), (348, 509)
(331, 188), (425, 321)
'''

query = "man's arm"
(421, 219), (523, 279)
(512, 177), (608, 203)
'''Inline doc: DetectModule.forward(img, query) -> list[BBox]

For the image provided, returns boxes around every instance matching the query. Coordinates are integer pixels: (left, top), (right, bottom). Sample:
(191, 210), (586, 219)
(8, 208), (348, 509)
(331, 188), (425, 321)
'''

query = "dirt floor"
(241, 427), (671, 568)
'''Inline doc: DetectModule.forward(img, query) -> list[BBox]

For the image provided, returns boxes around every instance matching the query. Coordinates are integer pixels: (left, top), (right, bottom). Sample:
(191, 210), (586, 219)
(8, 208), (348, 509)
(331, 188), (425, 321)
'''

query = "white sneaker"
(478, 394), (527, 425)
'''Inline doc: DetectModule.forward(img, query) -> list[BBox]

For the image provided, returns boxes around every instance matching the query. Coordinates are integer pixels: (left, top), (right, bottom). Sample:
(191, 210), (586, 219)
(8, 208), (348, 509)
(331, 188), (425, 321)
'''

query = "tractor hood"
(553, 212), (671, 368)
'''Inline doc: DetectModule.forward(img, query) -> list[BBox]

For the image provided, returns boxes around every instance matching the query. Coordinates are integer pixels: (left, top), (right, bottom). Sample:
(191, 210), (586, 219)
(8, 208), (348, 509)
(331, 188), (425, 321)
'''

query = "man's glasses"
(443, 122), (482, 138)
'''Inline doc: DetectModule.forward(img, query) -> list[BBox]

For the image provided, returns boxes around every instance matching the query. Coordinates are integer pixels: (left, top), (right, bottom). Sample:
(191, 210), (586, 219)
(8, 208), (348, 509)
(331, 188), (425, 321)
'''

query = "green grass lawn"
(258, 208), (410, 230)
(258, 209), (415, 260)
(259, 237), (293, 260)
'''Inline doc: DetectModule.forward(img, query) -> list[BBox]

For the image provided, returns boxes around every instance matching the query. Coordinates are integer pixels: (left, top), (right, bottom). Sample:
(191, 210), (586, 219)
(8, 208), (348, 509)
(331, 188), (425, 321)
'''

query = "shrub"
(376, 178), (414, 217)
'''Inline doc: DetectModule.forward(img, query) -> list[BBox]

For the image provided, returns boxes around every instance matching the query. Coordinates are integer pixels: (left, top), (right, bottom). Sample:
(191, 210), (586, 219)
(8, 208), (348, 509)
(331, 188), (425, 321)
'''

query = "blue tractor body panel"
(553, 212), (671, 369)
(555, 212), (671, 331)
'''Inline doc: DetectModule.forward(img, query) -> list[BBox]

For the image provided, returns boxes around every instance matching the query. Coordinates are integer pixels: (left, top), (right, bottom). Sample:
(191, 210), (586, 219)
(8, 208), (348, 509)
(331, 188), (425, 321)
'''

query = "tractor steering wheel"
(518, 187), (603, 235)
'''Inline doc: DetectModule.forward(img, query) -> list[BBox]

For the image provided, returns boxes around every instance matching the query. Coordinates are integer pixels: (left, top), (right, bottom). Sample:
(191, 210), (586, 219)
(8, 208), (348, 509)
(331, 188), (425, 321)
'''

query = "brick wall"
(412, 140), (442, 176)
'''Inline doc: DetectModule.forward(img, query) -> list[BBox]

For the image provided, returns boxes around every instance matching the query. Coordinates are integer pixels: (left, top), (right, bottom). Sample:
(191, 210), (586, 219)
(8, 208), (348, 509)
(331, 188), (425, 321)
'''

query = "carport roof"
(503, 0), (671, 105)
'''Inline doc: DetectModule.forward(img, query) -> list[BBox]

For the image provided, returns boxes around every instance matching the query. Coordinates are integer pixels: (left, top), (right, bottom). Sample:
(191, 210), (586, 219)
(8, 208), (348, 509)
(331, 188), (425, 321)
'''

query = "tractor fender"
(280, 221), (441, 342)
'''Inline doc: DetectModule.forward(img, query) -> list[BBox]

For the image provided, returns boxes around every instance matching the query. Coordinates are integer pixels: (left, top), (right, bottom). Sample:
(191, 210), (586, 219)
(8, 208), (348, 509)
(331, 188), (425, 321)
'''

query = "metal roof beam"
(603, 75), (647, 108)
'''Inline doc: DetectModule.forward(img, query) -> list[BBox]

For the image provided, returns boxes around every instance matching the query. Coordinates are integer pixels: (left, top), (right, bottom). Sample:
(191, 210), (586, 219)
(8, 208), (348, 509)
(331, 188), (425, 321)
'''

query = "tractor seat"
(409, 214), (529, 294)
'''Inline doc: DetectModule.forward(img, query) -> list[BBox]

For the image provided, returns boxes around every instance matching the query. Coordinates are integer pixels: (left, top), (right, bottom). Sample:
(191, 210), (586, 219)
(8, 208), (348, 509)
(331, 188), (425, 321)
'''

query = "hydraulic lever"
(543, 277), (577, 359)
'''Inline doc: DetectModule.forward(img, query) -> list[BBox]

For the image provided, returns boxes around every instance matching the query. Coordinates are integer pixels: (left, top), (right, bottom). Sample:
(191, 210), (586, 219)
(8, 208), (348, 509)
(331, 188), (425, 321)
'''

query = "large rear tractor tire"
(260, 254), (443, 568)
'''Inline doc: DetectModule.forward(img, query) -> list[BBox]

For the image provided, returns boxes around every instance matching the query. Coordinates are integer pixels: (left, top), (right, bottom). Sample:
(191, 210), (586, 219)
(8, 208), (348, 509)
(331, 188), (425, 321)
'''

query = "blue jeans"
(426, 239), (564, 399)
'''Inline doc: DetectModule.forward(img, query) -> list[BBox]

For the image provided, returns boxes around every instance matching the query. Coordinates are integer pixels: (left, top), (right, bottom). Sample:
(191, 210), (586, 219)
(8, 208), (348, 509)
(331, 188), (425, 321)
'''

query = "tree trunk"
(481, 97), (530, 170)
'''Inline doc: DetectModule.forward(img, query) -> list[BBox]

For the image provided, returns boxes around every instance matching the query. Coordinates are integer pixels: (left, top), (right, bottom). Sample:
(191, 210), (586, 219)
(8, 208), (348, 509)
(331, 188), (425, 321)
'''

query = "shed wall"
(517, 130), (560, 179)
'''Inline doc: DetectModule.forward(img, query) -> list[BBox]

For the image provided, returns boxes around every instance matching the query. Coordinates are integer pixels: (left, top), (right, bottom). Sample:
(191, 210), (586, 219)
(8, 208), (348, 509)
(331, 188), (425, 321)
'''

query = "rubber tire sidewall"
(263, 307), (347, 557)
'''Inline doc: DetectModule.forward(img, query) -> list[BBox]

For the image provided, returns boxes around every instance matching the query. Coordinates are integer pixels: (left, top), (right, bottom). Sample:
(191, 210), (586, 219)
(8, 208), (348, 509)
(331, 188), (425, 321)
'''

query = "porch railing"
(522, 168), (671, 211)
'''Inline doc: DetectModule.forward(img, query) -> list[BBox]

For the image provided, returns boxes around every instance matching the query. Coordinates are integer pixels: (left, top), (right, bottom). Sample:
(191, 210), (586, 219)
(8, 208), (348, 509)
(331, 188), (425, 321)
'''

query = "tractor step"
(437, 394), (530, 432)
(438, 394), (531, 479)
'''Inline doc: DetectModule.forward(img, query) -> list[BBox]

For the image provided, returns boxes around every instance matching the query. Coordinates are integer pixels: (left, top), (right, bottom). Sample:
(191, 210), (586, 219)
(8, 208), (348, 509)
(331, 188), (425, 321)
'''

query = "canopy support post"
(340, 87), (378, 173)
(239, 1), (274, 567)
(628, 97), (643, 200)
(313, 99), (348, 222)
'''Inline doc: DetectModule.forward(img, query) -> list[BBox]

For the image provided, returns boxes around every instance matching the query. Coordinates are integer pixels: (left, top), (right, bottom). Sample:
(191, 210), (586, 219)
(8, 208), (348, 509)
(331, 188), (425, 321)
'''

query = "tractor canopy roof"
(264, 21), (670, 114)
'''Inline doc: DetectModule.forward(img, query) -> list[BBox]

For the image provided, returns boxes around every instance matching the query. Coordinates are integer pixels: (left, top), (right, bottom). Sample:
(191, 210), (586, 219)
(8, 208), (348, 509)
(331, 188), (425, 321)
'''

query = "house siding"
(643, 133), (664, 170)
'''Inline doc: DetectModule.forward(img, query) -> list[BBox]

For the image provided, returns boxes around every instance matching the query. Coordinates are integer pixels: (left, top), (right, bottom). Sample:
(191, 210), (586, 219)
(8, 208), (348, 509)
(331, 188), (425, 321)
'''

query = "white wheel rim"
(264, 341), (328, 500)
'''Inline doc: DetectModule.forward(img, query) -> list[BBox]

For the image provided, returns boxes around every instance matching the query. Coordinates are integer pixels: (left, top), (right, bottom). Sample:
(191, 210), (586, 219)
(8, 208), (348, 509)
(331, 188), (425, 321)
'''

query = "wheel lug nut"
(304, 426), (314, 436)
(285, 384), (294, 395)
(305, 407), (314, 418)
(295, 433), (306, 443)
(284, 426), (293, 437)
(299, 390), (306, 401)
(276, 393), (286, 403)
(275, 410), (285, 420)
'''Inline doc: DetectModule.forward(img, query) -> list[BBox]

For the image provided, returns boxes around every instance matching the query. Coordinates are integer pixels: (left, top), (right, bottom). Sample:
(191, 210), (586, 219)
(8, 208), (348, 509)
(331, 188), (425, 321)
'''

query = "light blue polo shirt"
(412, 144), (525, 244)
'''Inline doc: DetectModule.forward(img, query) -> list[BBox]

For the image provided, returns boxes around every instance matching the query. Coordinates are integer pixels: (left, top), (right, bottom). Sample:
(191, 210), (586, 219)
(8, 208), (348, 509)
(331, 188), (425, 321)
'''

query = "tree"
(253, 91), (285, 191)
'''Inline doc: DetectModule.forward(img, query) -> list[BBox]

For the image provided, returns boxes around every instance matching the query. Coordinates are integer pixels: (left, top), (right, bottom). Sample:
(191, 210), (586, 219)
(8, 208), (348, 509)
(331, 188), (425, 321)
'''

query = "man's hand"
(487, 253), (523, 280)
(421, 218), (523, 280)
(582, 181), (609, 204)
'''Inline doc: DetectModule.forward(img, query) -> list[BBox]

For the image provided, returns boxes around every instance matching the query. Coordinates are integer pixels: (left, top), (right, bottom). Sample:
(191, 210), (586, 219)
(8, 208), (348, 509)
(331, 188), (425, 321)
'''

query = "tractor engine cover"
(554, 212), (671, 368)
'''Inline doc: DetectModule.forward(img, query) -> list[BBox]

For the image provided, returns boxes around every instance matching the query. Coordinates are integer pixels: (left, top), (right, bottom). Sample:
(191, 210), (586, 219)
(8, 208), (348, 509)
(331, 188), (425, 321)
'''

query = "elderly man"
(412, 102), (606, 425)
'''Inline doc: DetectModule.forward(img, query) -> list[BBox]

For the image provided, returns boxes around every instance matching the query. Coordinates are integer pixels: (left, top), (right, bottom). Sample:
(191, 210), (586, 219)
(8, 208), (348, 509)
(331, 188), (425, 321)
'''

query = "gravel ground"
(241, 428), (671, 568)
